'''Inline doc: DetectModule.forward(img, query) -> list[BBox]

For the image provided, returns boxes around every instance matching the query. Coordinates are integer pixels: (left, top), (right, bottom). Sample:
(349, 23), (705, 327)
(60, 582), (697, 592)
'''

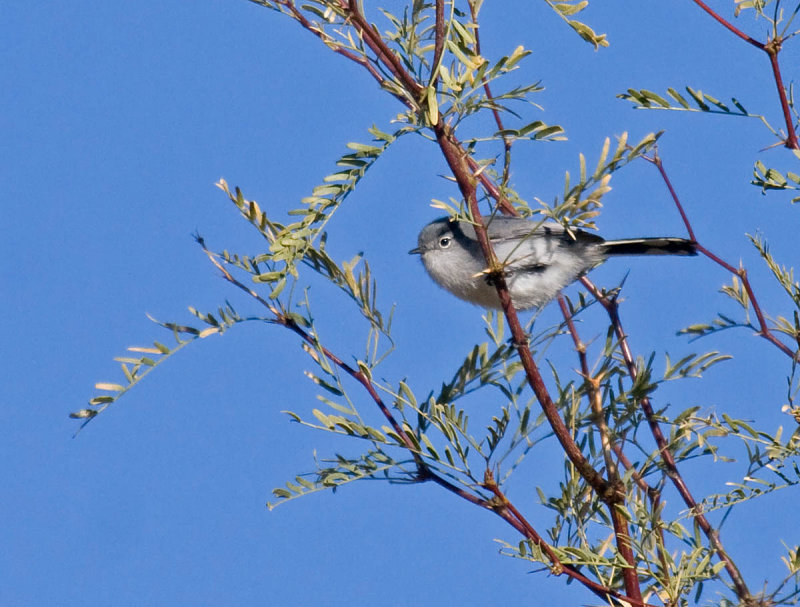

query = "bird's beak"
(408, 247), (422, 255)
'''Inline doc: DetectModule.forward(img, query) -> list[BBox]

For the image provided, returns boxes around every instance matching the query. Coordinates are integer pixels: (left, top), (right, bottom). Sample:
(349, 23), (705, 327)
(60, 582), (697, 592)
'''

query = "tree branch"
(344, 0), (424, 99)
(267, 0), (394, 102)
(691, 0), (764, 48)
(467, 156), (517, 215)
(468, 0), (514, 188)
(765, 38), (800, 149)
(557, 296), (642, 602)
(645, 152), (798, 360)
(580, 277), (752, 602)
(198, 240), (424, 460)
(430, 0), (445, 91)
(433, 121), (613, 499)
(482, 471), (656, 607)
(691, 0), (799, 148)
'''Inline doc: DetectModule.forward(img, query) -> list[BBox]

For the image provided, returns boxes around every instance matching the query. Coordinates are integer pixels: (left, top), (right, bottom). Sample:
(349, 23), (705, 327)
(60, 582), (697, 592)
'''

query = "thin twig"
(559, 295), (674, 588)
(467, 156), (517, 215)
(580, 277), (752, 602)
(269, 1), (392, 101)
(344, 0), (424, 99)
(556, 296), (620, 485)
(430, 0), (445, 90)
(468, 0), (514, 188)
(482, 472), (656, 607)
(691, 0), (799, 148)
(645, 153), (798, 360)
(435, 121), (612, 497)
(691, 0), (764, 48)
(198, 241), (422, 460)
(557, 296), (643, 601)
(765, 40), (800, 149)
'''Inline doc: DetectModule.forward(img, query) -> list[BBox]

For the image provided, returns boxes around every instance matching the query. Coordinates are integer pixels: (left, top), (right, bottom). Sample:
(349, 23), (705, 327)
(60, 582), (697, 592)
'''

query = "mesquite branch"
(239, 2), (784, 603)
(197, 239), (422, 459)
(691, 0), (799, 149)
(646, 152), (799, 361)
(429, 51), (645, 607)
(199, 216), (657, 607)
(579, 277), (752, 602)
(558, 295), (666, 597)
(468, 0), (514, 189)
(260, 1), (649, 601)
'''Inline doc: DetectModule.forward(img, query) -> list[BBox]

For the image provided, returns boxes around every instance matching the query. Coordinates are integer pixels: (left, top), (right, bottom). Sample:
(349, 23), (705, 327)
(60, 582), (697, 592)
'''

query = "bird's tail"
(602, 237), (697, 256)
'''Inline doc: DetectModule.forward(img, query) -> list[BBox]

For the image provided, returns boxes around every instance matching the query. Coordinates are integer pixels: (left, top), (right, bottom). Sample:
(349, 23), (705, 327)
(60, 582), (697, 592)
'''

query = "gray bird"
(409, 216), (697, 310)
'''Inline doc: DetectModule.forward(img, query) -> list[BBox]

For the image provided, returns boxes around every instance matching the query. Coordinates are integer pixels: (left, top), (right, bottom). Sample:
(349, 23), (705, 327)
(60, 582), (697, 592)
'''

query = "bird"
(409, 215), (697, 310)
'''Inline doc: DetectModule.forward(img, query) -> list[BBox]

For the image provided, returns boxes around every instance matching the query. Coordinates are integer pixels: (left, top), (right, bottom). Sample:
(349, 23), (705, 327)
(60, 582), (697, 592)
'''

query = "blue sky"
(4, 2), (800, 605)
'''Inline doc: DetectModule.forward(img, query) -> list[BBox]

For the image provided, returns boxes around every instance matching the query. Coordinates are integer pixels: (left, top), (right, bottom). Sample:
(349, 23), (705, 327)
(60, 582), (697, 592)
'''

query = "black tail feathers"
(602, 237), (697, 257)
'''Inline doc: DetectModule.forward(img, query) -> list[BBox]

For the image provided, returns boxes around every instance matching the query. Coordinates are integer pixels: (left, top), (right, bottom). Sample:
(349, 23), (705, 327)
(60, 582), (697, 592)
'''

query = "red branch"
(579, 277), (752, 602)
(430, 0), (445, 90)
(646, 153), (798, 360)
(253, 0), (647, 606)
(432, 120), (645, 602)
(765, 42), (800, 149)
(267, 1), (393, 103)
(202, 207), (654, 606)
(344, 0), (424, 99)
(258, 2), (652, 602)
(468, 0), (514, 188)
(558, 296), (667, 595)
(482, 472), (655, 607)
(691, 0), (763, 48)
(691, 0), (799, 149)
(199, 241), (423, 459)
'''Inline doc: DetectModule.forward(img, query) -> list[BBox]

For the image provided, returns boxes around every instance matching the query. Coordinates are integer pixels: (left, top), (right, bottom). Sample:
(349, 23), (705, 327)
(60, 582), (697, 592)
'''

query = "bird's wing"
(451, 216), (555, 243)
(482, 216), (605, 247)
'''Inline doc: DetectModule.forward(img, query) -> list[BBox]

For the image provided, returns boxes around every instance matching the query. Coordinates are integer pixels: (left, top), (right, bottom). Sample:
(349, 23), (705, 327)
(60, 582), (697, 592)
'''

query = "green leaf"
(94, 382), (125, 392)
(69, 409), (98, 419)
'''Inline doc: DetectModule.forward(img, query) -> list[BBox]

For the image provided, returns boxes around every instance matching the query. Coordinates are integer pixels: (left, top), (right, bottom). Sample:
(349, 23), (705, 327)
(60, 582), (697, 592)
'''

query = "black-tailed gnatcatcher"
(409, 216), (697, 309)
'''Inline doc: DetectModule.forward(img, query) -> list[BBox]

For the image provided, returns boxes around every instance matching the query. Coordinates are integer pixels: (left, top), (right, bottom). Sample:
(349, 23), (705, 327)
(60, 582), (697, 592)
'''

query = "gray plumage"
(409, 216), (697, 310)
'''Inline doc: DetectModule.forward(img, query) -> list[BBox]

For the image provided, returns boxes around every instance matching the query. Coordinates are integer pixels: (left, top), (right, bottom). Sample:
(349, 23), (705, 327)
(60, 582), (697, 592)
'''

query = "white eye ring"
(438, 236), (452, 248)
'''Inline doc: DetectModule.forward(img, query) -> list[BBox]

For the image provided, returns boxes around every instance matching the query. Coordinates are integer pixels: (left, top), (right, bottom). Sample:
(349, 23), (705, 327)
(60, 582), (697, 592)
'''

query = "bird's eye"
(439, 236), (451, 248)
